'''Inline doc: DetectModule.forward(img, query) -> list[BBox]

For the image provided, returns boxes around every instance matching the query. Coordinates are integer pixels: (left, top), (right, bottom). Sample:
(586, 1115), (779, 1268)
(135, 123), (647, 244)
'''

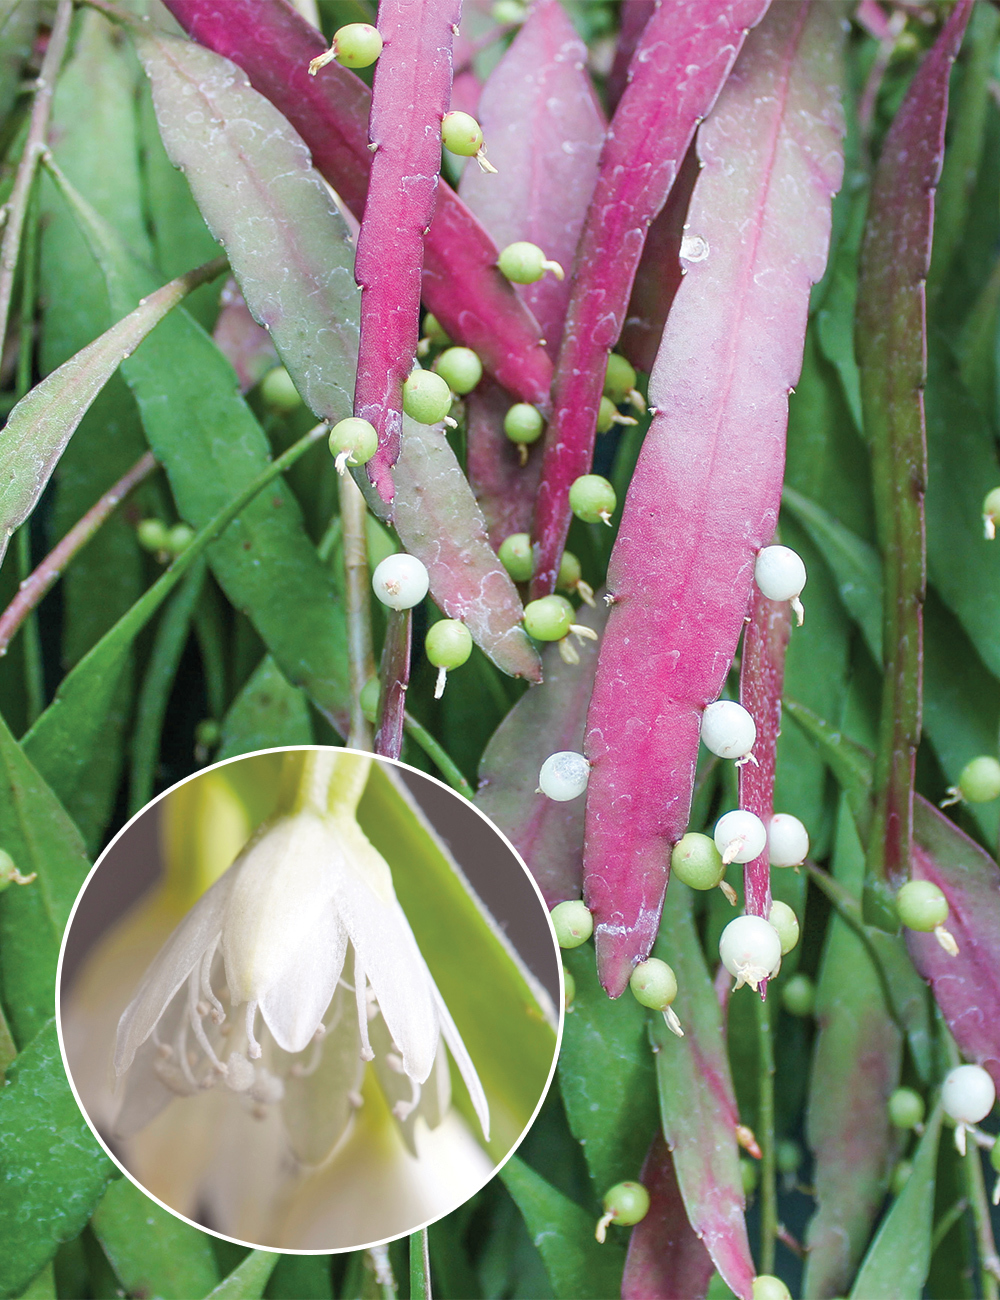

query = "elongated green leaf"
(0, 255), (224, 566)
(0, 710), (89, 1045)
(0, 0), (37, 129)
(849, 1102), (943, 1299)
(218, 655), (313, 760)
(205, 1251), (278, 1300)
(558, 944), (657, 1195)
(22, 426), (328, 818)
(499, 1156), (624, 1300)
(358, 764), (557, 1160)
(0, 1020), (114, 1298)
(91, 1177), (219, 1299)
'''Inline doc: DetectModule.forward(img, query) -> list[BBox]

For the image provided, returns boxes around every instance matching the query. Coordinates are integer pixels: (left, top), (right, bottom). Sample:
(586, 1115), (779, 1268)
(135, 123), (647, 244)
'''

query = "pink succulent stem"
(605, 0), (654, 115)
(528, 0), (769, 601)
(739, 588), (791, 923)
(582, 0), (845, 996)
(621, 1131), (715, 1300)
(354, 0), (461, 501)
(160, 0), (551, 409)
(374, 608), (411, 759)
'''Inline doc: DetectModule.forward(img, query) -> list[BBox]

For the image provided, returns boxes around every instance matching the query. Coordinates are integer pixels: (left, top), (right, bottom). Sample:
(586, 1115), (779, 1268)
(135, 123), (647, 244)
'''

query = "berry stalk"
(856, 0), (973, 925)
(582, 0), (845, 995)
(352, 0), (461, 500)
(374, 607), (411, 759)
(528, 0), (769, 599)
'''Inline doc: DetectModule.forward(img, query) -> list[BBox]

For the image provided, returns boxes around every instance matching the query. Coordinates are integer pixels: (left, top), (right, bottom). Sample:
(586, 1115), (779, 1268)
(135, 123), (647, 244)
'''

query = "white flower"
(113, 751), (490, 1163)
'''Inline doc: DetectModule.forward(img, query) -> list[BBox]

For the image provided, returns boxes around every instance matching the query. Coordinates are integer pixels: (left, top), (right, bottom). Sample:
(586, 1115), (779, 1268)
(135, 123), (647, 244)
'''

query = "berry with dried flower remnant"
(435, 346), (483, 395)
(260, 365), (302, 411)
(308, 22), (383, 73)
(497, 240), (564, 284)
(984, 487), (1000, 539)
(701, 699), (757, 761)
(888, 1086), (925, 1130)
(719, 915), (782, 991)
(629, 958), (683, 1037)
(0, 847), (35, 891)
(942, 1063), (996, 1154)
(714, 810), (767, 865)
(752, 1278), (792, 1300)
(498, 533), (534, 583)
(569, 475), (616, 526)
(524, 595), (574, 642)
(557, 550), (595, 607)
(417, 312), (451, 356)
(768, 813), (809, 868)
(670, 833), (726, 891)
(604, 353), (645, 412)
(942, 755), (1000, 807)
(896, 879), (958, 956)
(504, 402), (545, 465)
(328, 417), (378, 474)
(550, 900), (593, 949)
(371, 554), (430, 610)
(595, 1181), (650, 1243)
(767, 900), (799, 955)
(441, 110), (497, 173)
(538, 751), (590, 802)
(402, 369), (453, 425)
(425, 619), (473, 698)
(754, 544), (807, 625)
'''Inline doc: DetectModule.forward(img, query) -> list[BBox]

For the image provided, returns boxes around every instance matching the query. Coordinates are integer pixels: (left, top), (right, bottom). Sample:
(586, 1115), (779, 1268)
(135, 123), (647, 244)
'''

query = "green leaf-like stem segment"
(855, 0), (972, 928)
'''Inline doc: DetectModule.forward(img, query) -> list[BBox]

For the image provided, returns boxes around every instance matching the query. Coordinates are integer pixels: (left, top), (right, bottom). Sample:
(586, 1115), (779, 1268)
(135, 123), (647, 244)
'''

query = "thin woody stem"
(0, 452), (158, 656)
(0, 0), (74, 360)
(339, 472), (375, 750)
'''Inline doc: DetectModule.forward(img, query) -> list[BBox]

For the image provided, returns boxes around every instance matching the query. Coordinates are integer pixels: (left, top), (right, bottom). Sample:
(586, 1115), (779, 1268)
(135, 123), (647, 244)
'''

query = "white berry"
(768, 814), (810, 867)
(755, 545), (807, 624)
(539, 751), (590, 801)
(371, 554), (429, 610)
(719, 915), (782, 991)
(701, 700), (757, 760)
(714, 810), (767, 864)
(942, 1065), (996, 1125)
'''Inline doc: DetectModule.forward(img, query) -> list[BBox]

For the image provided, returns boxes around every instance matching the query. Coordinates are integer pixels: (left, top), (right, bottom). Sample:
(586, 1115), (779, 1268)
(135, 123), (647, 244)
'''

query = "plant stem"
(402, 711), (473, 799)
(15, 527), (44, 725)
(409, 1229), (432, 1300)
(0, 452), (158, 656)
(339, 471), (374, 750)
(755, 991), (777, 1276)
(374, 608), (410, 760)
(0, 0), (73, 360)
(965, 1140), (1000, 1300)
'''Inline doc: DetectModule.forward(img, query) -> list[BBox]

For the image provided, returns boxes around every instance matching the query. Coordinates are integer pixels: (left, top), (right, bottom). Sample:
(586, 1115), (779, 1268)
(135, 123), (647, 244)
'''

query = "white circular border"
(55, 743), (566, 1257)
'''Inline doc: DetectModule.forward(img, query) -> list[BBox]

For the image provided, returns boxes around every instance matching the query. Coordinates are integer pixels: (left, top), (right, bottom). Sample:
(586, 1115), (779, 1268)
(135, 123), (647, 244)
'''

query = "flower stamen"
(393, 1074), (422, 1122)
(355, 958), (375, 1062)
(200, 944), (225, 1023)
(245, 999), (262, 1060)
(188, 974), (226, 1074)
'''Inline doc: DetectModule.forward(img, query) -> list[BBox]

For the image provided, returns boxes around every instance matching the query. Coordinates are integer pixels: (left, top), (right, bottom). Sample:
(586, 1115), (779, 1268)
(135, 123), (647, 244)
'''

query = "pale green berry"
(891, 1160), (913, 1195)
(498, 533), (534, 583)
(602, 1181), (649, 1229)
(360, 676), (380, 723)
(781, 973), (815, 1017)
(896, 880), (949, 932)
(491, 0), (527, 21)
(596, 395), (619, 434)
(503, 403), (545, 445)
(740, 1157), (759, 1195)
(497, 240), (564, 285)
(551, 899), (593, 949)
(557, 550), (582, 592)
(888, 1087), (925, 1129)
(569, 475), (616, 525)
(421, 313), (451, 348)
(563, 966), (576, 1009)
(441, 110), (485, 157)
(137, 518), (170, 553)
(402, 369), (453, 424)
(604, 353), (637, 403)
(629, 958), (677, 1010)
(328, 417), (378, 468)
(194, 719), (220, 750)
(523, 595), (574, 642)
(775, 1139), (800, 1175)
(991, 1140), (1000, 1174)
(435, 346), (483, 395)
(425, 619), (473, 669)
(671, 833), (726, 890)
(752, 1277), (791, 1300)
(331, 22), (382, 67)
(167, 523), (195, 555)
(0, 848), (17, 892)
(260, 365), (302, 411)
(983, 486), (1000, 538)
(767, 900), (800, 955)
(959, 755), (1000, 803)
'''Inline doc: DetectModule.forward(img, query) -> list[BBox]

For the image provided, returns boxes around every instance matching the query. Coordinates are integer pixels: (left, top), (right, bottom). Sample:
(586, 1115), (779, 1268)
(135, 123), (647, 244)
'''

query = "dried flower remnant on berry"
(328, 418), (378, 475)
(754, 545), (807, 625)
(441, 110), (497, 173)
(538, 751), (590, 802)
(629, 958), (683, 1037)
(371, 554), (430, 610)
(895, 879), (958, 956)
(497, 240), (564, 284)
(983, 487), (1000, 539)
(550, 899), (593, 949)
(941, 755), (1000, 807)
(309, 23), (383, 74)
(595, 1180), (650, 1242)
(942, 1064), (996, 1154)
(425, 619), (473, 698)
(701, 699), (757, 761)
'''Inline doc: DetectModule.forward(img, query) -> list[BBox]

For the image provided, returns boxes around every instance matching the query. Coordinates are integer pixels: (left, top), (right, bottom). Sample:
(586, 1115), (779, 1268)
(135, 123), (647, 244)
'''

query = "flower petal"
(115, 869), (237, 1075)
(222, 811), (341, 1006)
(259, 902), (348, 1053)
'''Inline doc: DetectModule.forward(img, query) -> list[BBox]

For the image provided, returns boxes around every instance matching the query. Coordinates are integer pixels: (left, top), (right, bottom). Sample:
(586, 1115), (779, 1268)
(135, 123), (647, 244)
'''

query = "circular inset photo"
(57, 748), (561, 1251)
